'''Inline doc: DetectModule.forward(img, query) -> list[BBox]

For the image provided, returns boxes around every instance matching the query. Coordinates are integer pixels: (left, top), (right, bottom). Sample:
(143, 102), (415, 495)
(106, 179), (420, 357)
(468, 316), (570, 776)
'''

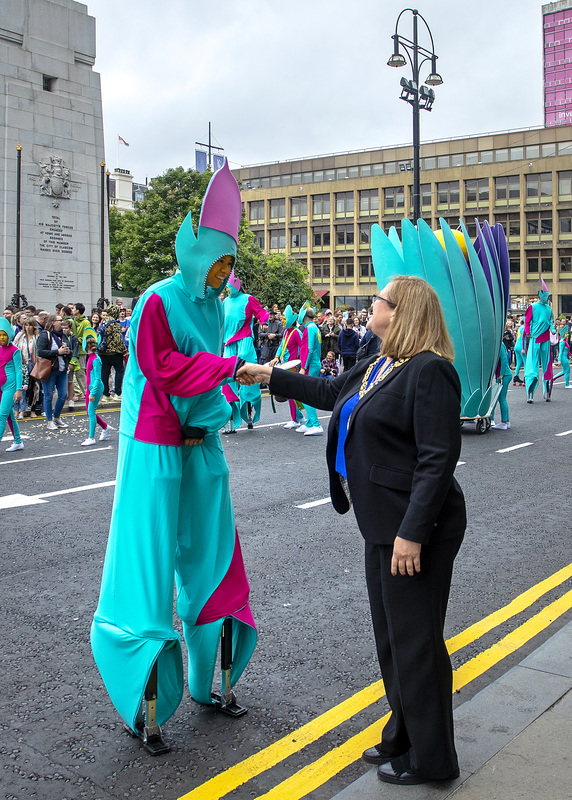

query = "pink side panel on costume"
(222, 383), (239, 403)
(524, 305), (533, 337)
(225, 295), (270, 345)
(0, 344), (17, 390)
(138, 293), (238, 395)
(543, 360), (554, 381)
(288, 399), (298, 422)
(7, 416), (14, 435)
(535, 330), (551, 344)
(196, 531), (255, 627)
(135, 381), (184, 446)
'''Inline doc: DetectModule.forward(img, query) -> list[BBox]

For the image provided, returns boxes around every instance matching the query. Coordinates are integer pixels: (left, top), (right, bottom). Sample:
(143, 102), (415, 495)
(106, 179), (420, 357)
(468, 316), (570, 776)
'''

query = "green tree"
(109, 166), (317, 309)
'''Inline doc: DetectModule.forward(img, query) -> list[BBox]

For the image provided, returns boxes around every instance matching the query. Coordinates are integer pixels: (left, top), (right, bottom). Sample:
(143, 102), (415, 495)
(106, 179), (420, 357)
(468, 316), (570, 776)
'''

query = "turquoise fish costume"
(513, 324), (525, 385)
(91, 162), (257, 732)
(298, 303), (322, 431)
(277, 304), (304, 425)
(0, 318), (23, 448)
(491, 343), (512, 425)
(554, 326), (571, 387)
(222, 270), (268, 428)
(524, 277), (556, 402)
(83, 329), (109, 439)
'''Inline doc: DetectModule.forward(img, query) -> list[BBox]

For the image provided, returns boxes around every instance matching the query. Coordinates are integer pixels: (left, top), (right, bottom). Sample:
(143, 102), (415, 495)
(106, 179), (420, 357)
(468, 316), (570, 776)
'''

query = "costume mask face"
(0, 331), (8, 345)
(206, 255), (234, 289)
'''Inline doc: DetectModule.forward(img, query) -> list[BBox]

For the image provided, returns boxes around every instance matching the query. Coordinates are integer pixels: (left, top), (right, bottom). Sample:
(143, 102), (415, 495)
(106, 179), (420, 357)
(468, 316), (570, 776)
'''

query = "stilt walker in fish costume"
(91, 161), (257, 754)
(296, 303), (324, 436)
(524, 277), (556, 403)
(222, 271), (268, 431)
(269, 304), (305, 429)
(81, 328), (110, 446)
(0, 318), (24, 453)
(553, 318), (571, 388)
(512, 322), (525, 386)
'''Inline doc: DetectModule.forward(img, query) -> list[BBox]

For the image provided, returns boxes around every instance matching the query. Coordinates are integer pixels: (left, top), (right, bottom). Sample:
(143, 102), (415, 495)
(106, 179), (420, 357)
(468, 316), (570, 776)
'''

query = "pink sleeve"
(524, 304), (532, 337)
(138, 293), (238, 396)
(300, 328), (310, 370)
(247, 295), (269, 325)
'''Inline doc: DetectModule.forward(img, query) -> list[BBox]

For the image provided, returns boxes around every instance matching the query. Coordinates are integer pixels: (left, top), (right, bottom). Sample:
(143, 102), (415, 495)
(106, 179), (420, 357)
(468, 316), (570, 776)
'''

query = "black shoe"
(362, 744), (399, 765)
(377, 755), (459, 786)
(247, 422), (254, 429)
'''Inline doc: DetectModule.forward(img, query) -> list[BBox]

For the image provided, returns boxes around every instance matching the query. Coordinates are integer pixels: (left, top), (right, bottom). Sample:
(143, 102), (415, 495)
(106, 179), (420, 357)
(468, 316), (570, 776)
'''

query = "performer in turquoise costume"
(222, 270), (268, 431)
(512, 322), (525, 386)
(0, 318), (24, 452)
(553, 318), (571, 388)
(269, 304), (305, 429)
(296, 303), (323, 436)
(524, 277), (556, 403)
(81, 329), (110, 446)
(91, 162), (257, 747)
(490, 343), (512, 430)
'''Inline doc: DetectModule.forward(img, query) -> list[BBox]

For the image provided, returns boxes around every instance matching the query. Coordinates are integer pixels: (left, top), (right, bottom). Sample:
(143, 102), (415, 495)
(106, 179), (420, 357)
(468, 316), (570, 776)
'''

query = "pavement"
(332, 620), (572, 800)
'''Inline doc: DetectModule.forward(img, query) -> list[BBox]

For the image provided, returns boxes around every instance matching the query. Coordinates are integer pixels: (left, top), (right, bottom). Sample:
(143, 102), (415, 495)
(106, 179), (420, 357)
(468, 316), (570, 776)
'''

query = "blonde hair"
(380, 275), (454, 363)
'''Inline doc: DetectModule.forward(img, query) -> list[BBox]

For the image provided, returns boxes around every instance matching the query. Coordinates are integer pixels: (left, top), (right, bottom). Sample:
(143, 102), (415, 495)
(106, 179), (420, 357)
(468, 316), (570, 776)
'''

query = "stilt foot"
(211, 690), (248, 718)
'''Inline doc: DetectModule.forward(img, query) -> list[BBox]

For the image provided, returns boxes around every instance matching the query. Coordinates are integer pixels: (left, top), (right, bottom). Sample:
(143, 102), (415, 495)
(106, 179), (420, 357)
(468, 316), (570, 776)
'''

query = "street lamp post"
(388, 8), (443, 223)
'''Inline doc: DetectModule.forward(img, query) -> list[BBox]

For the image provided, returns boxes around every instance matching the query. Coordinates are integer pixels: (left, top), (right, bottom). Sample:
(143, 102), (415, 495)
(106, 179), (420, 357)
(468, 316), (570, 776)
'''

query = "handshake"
(235, 363), (272, 386)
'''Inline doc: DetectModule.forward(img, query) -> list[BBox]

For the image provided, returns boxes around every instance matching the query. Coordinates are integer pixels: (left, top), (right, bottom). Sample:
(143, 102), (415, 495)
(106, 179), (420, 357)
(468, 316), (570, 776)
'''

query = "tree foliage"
(109, 166), (316, 309)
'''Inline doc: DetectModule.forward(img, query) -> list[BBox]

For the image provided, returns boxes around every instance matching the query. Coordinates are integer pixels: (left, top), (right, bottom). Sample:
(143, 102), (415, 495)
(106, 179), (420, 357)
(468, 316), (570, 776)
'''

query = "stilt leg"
(124, 661), (171, 755)
(247, 402), (254, 429)
(212, 618), (248, 717)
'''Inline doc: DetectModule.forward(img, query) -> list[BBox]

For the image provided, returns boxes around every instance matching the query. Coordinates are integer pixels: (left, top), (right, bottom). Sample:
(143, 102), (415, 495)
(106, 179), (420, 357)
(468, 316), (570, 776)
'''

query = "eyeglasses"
(373, 295), (396, 309)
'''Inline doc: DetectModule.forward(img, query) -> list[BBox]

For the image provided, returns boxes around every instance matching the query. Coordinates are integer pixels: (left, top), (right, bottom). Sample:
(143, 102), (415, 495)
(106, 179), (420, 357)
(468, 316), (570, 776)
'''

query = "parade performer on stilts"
(222, 271), (268, 431)
(296, 303), (323, 436)
(268, 304), (305, 429)
(512, 322), (525, 386)
(523, 277), (556, 403)
(553, 318), (571, 388)
(91, 161), (257, 751)
(81, 329), (110, 446)
(0, 318), (24, 453)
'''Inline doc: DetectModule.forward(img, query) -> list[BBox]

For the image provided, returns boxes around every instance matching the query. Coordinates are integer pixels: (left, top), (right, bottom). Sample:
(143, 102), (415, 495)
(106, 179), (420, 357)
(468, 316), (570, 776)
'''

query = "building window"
(270, 229), (286, 251)
(359, 189), (379, 215)
(494, 213), (520, 238)
(335, 191), (354, 216)
(526, 211), (552, 236)
(291, 228), (308, 249)
(527, 250), (552, 272)
(560, 249), (572, 273)
(359, 256), (375, 280)
(495, 149), (509, 162)
(336, 257), (354, 279)
(465, 178), (489, 205)
(312, 258), (330, 280)
(313, 225), (331, 248)
(336, 224), (354, 247)
(424, 157), (436, 170)
(526, 173), (552, 201)
(269, 198), (285, 221)
(312, 194), (331, 219)
(558, 170), (572, 197)
(43, 75), (56, 92)
(384, 186), (405, 210)
(420, 183), (432, 207)
(437, 181), (460, 207)
(359, 223), (371, 247)
(382, 220), (401, 237)
(509, 254), (520, 274)
(249, 200), (264, 223)
(290, 196), (308, 220)
(254, 231), (265, 249)
(495, 176), (520, 202)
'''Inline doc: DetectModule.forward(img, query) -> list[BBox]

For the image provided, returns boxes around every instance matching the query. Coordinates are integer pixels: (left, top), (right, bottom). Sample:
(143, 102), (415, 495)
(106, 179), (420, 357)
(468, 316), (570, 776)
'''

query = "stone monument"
(0, 0), (111, 310)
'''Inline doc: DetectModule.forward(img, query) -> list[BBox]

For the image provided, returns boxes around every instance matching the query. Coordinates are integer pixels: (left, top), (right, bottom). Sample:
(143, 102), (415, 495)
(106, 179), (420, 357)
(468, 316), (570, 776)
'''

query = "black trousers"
(364, 534), (463, 779)
(100, 352), (125, 397)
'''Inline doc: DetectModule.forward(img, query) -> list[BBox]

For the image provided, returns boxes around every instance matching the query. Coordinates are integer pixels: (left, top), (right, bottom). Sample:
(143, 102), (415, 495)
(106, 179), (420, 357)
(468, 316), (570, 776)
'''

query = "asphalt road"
(1, 378), (571, 800)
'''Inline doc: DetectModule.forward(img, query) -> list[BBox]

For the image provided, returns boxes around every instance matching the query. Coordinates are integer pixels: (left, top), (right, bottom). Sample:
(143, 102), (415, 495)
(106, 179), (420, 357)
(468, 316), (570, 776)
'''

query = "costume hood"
(297, 301), (315, 326)
(539, 276), (551, 302)
(175, 160), (241, 299)
(82, 327), (100, 352)
(284, 305), (297, 328)
(0, 317), (15, 343)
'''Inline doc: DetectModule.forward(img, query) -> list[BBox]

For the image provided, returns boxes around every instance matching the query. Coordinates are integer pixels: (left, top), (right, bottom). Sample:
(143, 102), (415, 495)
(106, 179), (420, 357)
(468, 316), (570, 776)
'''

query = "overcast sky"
(86, 0), (547, 183)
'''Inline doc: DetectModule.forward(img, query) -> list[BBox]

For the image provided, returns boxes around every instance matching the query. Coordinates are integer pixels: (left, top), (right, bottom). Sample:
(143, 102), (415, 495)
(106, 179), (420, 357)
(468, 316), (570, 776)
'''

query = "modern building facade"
(543, 0), (572, 128)
(0, 0), (110, 310)
(233, 125), (572, 314)
(108, 168), (147, 211)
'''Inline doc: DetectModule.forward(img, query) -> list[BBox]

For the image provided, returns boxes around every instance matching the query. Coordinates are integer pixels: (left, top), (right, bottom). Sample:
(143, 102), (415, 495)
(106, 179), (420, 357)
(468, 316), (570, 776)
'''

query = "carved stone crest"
(38, 156), (71, 208)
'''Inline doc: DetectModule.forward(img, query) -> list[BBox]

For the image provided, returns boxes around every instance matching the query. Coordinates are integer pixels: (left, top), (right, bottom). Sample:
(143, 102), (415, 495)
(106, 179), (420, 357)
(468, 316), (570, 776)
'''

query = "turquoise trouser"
(491, 375), (511, 422)
(524, 340), (551, 398)
(0, 387), (21, 444)
(91, 433), (257, 729)
(87, 388), (107, 439)
(303, 360), (321, 428)
(513, 349), (525, 380)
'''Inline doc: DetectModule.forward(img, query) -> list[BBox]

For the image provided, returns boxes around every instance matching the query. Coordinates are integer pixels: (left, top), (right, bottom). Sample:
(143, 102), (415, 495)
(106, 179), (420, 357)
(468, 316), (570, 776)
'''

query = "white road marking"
(555, 430), (572, 437)
(295, 497), (332, 509)
(0, 446), (112, 466)
(230, 415), (331, 432)
(0, 479), (117, 510)
(0, 494), (48, 509)
(496, 442), (534, 454)
(1, 434), (31, 442)
(37, 480), (116, 499)
(457, 461), (466, 466)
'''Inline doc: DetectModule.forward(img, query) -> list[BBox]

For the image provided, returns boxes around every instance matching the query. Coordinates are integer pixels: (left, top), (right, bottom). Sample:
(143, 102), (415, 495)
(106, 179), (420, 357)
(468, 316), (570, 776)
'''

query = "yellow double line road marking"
(179, 563), (572, 800)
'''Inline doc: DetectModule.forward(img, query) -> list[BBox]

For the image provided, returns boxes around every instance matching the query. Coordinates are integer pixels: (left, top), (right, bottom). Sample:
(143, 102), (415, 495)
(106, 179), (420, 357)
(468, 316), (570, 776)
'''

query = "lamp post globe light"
(387, 8), (443, 223)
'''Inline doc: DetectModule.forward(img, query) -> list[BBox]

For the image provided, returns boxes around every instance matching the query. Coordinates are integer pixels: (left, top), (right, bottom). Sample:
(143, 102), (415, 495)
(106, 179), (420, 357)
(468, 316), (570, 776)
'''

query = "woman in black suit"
(237, 275), (465, 786)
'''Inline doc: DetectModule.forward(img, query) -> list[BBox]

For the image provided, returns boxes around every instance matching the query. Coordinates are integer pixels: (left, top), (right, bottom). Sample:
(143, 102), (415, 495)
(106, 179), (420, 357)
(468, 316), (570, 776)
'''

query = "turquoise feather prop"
(371, 218), (509, 418)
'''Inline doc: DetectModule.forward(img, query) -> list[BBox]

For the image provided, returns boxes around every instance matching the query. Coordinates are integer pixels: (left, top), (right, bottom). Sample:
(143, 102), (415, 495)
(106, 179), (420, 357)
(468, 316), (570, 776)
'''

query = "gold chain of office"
(358, 355), (410, 399)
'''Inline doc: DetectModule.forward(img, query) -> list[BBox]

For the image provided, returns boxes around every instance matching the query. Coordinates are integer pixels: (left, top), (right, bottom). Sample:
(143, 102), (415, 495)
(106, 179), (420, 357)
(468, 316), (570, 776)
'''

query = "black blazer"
(269, 351), (466, 546)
